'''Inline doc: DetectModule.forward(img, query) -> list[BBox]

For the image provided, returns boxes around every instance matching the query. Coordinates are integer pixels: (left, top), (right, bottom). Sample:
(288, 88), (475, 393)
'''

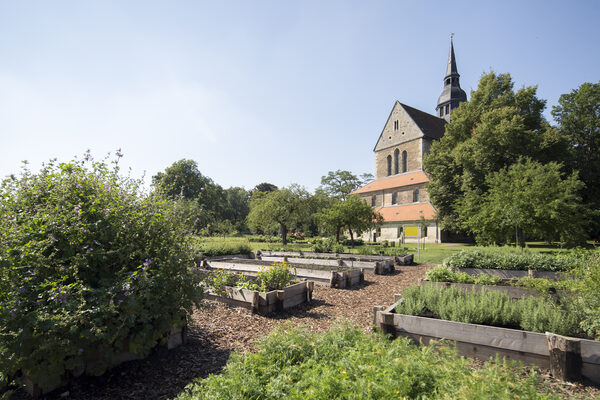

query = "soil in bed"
(10, 264), (599, 400)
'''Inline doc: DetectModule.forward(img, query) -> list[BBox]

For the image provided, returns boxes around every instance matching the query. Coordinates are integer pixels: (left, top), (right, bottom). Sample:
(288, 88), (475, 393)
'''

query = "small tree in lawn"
(340, 195), (383, 245)
(247, 186), (309, 245)
(465, 158), (589, 246)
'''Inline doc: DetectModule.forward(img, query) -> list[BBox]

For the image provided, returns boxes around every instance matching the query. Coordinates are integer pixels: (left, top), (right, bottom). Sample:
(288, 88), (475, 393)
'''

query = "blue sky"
(1, 1), (598, 191)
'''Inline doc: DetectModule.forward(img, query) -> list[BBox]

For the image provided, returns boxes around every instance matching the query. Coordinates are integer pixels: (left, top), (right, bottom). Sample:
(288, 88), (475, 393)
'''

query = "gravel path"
(13, 264), (600, 399)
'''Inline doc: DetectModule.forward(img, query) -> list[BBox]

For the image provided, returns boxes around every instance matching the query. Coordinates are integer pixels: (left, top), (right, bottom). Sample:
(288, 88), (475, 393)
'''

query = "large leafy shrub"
(0, 154), (201, 389)
(176, 323), (560, 399)
(444, 247), (577, 271)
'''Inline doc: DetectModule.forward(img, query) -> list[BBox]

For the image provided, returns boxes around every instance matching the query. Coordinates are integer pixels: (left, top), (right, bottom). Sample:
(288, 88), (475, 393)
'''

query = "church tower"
(436, 37), (467, 122)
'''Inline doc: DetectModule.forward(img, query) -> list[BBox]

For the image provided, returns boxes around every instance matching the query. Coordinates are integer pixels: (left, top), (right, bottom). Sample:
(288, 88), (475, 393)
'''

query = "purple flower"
(143, 259), (152, 267)
(79, 348), (84, 353)
(10, 311), (17, 317)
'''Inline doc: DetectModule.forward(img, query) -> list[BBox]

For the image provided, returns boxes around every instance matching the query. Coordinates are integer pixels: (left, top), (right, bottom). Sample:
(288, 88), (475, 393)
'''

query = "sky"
(1, 1), (599, 192)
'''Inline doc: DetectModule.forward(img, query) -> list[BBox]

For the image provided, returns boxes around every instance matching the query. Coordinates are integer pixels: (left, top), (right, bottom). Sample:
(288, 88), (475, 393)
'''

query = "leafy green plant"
(197, 241), (252, 257)
(312, 237), (345, 254)
(175, 322), (562, 399)
(425, 266), (474, 283)
(444, 247), (578, 272)
(473, 274), (502, 286)
(0, 153), (201, 389)
(256, 262), (296, 291)
(395, 285), (581, 337)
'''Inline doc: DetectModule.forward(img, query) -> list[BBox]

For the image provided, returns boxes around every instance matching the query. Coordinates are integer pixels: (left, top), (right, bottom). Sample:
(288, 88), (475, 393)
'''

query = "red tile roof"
(353, 171), (429, 194)
(375, 203), (437, 222)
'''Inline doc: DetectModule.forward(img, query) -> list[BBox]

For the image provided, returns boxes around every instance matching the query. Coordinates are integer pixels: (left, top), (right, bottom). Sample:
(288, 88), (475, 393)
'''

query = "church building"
(353, 39), (467, 243)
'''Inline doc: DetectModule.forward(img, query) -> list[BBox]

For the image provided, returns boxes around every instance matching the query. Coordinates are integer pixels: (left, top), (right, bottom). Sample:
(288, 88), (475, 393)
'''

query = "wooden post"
(394, 294), (402, 303)
(250, 291), (260, 313)
(306, 281), (314, 302)
(360, 269), (365, 282)
(546, 332), (582, 381)
(329, 271), (336, 288)
(373, 306), (383, 326)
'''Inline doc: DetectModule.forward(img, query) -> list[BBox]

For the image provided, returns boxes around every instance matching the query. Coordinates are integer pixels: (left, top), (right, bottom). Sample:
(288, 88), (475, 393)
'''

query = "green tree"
(317, 170), (373, 200)
(222, 186), (251, 232)
(318, 195), (383, 244)
(424, 71), (567, 234)
(464, 158), (588, 246)
(552, 81), (600, 237)
(252, 182), (278, 194)
(152, 159), (226, 222)
(247, 186), (310, 245)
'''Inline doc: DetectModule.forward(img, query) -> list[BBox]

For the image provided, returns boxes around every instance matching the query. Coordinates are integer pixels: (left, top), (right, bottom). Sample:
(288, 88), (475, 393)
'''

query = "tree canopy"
(247, 186), (310, 245)
(317, 170), (373, 200)
(552, 81), (600, 237)
(424, 71), (569, 241)
(317, 195), (383, 243)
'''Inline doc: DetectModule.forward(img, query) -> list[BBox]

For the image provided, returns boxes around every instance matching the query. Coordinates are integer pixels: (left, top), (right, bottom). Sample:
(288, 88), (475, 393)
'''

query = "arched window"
(402, 151), (408, 173)
(413, 189), (419, 203)
(387, 155), (392, 176)
(394, 149), (399, 174)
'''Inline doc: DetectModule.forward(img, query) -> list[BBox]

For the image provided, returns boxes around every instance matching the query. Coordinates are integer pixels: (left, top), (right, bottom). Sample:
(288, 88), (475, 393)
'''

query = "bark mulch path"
(13, 264), (600, 399)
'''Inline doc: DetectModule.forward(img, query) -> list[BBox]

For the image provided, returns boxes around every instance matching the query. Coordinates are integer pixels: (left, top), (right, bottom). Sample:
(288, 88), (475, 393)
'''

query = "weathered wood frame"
(205, 281), (314, 314)
(205, 259), (366, 287)
(257, 250), (413, 266)
(459, 268), (563, 280)
(373, 298), (600, 384)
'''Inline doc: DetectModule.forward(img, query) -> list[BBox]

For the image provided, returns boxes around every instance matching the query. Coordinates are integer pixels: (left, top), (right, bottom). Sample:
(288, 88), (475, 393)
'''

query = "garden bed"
(374, 299), (600, 384)
(257, 249), (413, 266)
(420, 279), (542, 299)
(459, 268), (562, 280)
(204, 258), (364, 288)
(204, 281), (314, 314)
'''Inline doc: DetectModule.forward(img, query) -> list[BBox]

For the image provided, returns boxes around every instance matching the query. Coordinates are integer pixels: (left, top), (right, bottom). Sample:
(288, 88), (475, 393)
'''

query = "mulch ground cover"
(12, 264), (600, 399)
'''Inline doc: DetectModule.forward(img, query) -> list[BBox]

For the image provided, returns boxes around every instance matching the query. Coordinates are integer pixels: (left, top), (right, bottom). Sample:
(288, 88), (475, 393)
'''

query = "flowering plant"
(0, 152), (201, 389)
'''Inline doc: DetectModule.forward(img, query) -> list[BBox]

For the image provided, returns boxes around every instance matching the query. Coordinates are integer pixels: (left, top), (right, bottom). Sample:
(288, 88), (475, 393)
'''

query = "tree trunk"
(281, 224), (287, 246)
(335, 225), (341, 243)
(348, 228), (354, 246)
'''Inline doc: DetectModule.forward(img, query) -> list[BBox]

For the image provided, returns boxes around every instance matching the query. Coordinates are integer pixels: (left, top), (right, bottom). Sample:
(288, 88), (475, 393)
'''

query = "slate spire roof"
(436, 36), (467, 122)
(445, 37), (459, 78)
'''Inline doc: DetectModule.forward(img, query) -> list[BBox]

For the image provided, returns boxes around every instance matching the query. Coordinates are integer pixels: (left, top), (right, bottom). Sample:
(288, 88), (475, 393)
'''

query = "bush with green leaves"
(425, 266), (502, 286)
(193, 239), (252, 257)
(395, 285), (581, 337)
(444, 247), (576, 271)
(176, 322), (561, 400)
(568, 251), (600, 340)
(0, 154), (201, 389)
(355, 245), (408, 257)
(256, 262), (296, 291)
(312, 237), (345, 254)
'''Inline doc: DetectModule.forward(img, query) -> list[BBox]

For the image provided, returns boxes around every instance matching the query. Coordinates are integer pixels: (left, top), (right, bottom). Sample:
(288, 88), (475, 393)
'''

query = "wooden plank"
(283, 292), (308, 309)
(580, 338), (600, 364)
(391, 313), (550, 356)
(582, 362), (600, 385)
(283, 282), (309, 297)
(399, 332), (551, 368)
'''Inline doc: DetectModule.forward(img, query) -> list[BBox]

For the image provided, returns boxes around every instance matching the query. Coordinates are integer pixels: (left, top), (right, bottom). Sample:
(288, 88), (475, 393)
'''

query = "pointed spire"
(445, 34), (458, 78)
(436, 35), (467, 122)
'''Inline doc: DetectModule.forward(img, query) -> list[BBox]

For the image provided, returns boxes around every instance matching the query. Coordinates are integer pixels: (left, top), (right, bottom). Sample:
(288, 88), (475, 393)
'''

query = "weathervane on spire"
(450, 33), (454, 40)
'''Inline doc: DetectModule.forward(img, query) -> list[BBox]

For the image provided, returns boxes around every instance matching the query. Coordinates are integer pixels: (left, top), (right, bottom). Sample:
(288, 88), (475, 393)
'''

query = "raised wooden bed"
(459, 268), (562, 280)
(374, 298), (600, 384)
(257, 250), (413, 266)
(420, 279), (542, 299)
(204, 259), (364, 288)
(205, 281), (314, 314)
(22, 325), (186, 397)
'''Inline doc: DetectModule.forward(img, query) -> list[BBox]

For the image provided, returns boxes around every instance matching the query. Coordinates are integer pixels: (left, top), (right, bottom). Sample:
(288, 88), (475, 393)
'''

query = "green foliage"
(355, 245), (408, 257)
(317, 195), (383, 244)
(256, 262), (296, 292)
(396, 285), (580, 337)
(247, 186), (310, 245)
(511, 276), (565, 295)
(195, 240), (252, 257)
(176, 322), (559, 400)
(425, 266), (474, 283)
(568, 250), (600, 340)
(0, 153), (201, 388)
(424, 72), (569, 239)
(473, 273), (502, 286)
(444, 247), (577, 271)
(552, 81), (600, 236)
(312, 237), (345, 254)
(205, 270), (259, 292)
(463, 158), (588, 246)
(316, 170), (372, 200)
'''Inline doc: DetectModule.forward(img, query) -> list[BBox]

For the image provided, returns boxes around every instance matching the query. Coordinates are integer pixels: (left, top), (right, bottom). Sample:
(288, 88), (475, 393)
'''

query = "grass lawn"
(193, 235), (583, 265)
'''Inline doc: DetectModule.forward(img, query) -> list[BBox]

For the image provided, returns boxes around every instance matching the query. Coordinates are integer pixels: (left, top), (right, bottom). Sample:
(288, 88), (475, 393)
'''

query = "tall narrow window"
(394, 149), (399, 174)
(387, 155), (392, 176)
(394, 120), (399, 130)
(392, 192), (398, 205)
(371, 195), (376, 207)
(413, 189), (420, 203)
(402, 151), (408, 173)
(445, 104), (449, 114)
